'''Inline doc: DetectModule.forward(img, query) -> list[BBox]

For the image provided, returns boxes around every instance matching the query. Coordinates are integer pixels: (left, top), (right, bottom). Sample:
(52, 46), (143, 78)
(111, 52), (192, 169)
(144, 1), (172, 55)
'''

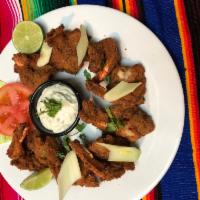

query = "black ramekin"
(29, 80), (81, 137)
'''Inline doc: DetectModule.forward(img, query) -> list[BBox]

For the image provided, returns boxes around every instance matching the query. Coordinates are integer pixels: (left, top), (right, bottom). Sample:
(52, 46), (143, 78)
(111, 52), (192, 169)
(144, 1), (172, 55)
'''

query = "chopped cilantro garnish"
(105, 75), (111, 84)
(62, 136), (71, 153)
(105, 107), (123, 132)
(84, 69), (92, 81)
(79, 133), (88, 145)
(57, 152), (66, 160)
(40, 98), (62, 117)
(57, 136), (71, 159)
(99, 59), (106, 69)
(106, 122), (117, 132)
(76, 123), (87, 132)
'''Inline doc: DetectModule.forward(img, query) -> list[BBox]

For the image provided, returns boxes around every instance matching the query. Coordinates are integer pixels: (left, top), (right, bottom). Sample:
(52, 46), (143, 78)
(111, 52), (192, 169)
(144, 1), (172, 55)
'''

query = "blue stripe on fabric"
(77, 0), (107, 5)
(142, 0), (198, 200)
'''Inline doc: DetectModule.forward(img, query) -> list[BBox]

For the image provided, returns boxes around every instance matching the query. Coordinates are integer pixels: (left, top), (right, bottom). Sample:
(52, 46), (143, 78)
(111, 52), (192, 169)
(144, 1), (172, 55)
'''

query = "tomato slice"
(0, 105), (13, 115)
(0, 82), (32, 135)
(0, 116), (17, 136)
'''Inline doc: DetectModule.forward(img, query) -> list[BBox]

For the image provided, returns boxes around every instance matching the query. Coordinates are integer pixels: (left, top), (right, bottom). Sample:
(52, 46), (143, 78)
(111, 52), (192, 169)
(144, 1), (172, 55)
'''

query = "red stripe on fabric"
(0, 174), (23, 200)
(7, 0), (18, 27)
(175, 0), (200, 197)
(112, 0), (121, 10)
(145, 188), (156, 200)
(12, 0), (21, 22)
(0, 1), (14, 51)
(126, 0), (139, 19)
(178, 0), (200, 163)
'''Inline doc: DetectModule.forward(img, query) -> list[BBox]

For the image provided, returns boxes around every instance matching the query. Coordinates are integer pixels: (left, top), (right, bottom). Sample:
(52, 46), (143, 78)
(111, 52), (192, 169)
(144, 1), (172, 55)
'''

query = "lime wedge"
(20, 168), (53, 190)
(0, 134), (11, 144)
(0, 80), (5, 87)
(12, 21), (43, 54)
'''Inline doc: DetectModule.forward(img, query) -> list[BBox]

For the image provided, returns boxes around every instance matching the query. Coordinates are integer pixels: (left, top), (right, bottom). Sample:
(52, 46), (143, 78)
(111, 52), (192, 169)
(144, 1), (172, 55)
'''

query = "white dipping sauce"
(37, 83), (78, 133)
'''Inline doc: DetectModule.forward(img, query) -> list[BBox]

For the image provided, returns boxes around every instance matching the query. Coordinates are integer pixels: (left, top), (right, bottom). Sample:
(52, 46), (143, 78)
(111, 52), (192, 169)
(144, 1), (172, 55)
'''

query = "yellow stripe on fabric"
(70, 0), (77, 5)
(21, 0), (36, 20)
(119, 0), (124, 12)
(125, 0), (131, 14)
(20, 0), (29, 20)
(174, 1), (200, 199)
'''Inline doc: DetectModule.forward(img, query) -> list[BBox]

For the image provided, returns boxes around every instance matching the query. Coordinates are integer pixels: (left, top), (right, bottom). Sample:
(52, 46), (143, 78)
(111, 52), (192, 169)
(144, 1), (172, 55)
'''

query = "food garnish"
(20, 168), (53, 190)
(0, 81), (11, 142)
(76, 25), (89, 66)
(0, 80), (5, 87)
(105, 107), (123, 132)
(104, 75), (111, 84)
(12, 21), (43, 54)
(40, 98), (62, 118)
(79, 133), (88, 145)
(0, 135), (11, 144)
(62, 136), (71, 153)
(76, 122), (86, 132)
(37, 42), (53, 67)
(57, 151), (81, 200)
(0, 83), (32, 135)
(104, 81), (142, 102)
(97, 143), (141, 162)
(84, 69), (92, 80)
(57, 152), (66, 160)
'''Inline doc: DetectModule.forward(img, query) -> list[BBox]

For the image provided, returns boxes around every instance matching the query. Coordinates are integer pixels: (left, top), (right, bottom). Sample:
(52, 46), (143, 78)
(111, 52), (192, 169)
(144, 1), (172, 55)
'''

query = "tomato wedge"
(0, 82), (32, 135)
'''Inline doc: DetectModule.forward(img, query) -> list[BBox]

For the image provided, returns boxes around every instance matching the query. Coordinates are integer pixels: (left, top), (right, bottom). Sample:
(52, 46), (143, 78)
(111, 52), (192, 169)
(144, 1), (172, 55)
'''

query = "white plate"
(0, 5), (184, 200)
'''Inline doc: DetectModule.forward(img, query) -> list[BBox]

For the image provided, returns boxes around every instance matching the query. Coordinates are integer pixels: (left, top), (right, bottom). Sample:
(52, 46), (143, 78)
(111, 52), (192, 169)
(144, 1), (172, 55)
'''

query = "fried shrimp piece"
(13, 53), (55, 90)
(7, 124), (62, 177)
(107, 64), (146, 106)
(86, 79), (107, 97)
(13, 53), (39, 69)
(79, 100), (108, 130)
(70, 140), (125, 181)
(46, 25), (82, 74)
(110, 104), (139, 120)
(108, 64), (145, 88)
(117, 108), (155, 142)
(7, 124), (27, 160)
(88, 142), (109, 160)
(75, 160), (99, 187)
(87, 38), (120, 81)
(7, 124), (47, 171)
(27, 130), (62, 177)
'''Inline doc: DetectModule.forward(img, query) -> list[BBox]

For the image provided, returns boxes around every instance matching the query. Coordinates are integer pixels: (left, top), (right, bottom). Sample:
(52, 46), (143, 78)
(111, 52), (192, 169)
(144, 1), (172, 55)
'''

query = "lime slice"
(0, 134), (11, 144)
(20, 168), (53, 190)
(12, 21), (43, 54)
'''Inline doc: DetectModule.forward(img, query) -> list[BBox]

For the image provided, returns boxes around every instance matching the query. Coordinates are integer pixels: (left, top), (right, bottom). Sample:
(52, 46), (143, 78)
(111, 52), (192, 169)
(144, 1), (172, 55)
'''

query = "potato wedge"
(104, 81), (141, 102)
(76, 25), (89, 66)
(37, 42), (52, 67)
(57, 151), (81, 200)
(97, 143), (141, 162)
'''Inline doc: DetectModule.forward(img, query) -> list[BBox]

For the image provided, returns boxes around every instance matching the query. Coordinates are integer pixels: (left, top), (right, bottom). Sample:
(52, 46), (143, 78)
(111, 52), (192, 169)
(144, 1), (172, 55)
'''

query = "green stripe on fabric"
(24, 0), (67, 20)
(33, 0), (40, 18)
(69, 0), (77, 5)
(27, 0), (32, 20)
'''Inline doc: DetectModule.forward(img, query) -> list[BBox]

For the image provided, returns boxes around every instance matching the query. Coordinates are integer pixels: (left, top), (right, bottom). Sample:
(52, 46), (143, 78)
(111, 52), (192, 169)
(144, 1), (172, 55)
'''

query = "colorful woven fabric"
(0, 0), (199, 200)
